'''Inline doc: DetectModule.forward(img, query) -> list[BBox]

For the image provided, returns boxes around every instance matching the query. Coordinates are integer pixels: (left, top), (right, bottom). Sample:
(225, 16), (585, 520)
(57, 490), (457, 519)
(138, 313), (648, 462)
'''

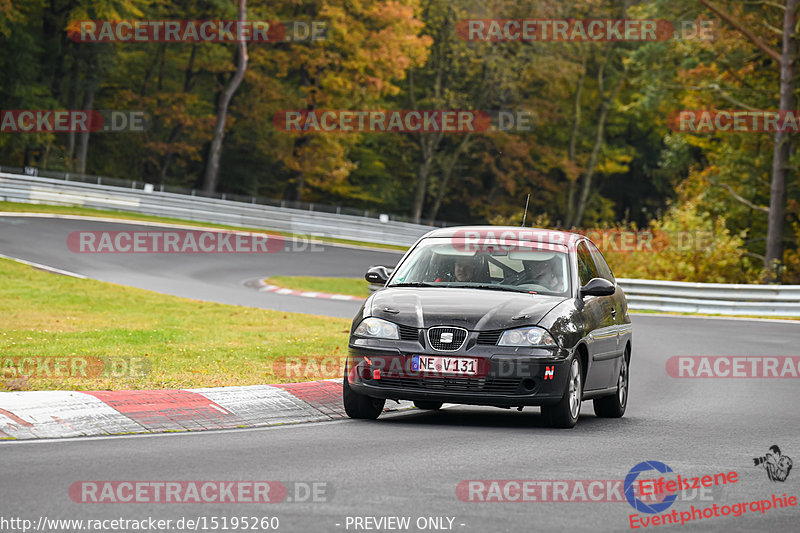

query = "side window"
(587, 242), (615, 283)
(576, 242), (599, 286)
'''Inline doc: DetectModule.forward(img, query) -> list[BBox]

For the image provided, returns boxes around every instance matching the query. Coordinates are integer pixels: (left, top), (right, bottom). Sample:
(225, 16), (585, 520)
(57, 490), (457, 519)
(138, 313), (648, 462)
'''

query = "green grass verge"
(0, 258), (351, 391)
(265, 276), (370, 298)
(0, 201), (409, 251)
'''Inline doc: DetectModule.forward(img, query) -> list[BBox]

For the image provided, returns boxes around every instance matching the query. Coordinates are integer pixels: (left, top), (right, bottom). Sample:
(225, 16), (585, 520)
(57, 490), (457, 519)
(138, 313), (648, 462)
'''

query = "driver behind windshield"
(521, 257), (562, 291)
(454, 256), (477, 282)
(431, 255), (478, 283)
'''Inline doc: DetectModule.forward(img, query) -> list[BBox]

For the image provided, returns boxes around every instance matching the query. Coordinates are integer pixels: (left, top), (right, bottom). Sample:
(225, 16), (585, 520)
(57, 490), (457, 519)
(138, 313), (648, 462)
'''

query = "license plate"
(412, 355), (477, 376)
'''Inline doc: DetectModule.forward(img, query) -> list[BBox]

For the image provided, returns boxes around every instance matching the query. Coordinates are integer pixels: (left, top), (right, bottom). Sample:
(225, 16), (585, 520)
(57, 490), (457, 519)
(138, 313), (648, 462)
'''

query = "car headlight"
(353, 317), (399, 339)
(498, 326), (557, 347)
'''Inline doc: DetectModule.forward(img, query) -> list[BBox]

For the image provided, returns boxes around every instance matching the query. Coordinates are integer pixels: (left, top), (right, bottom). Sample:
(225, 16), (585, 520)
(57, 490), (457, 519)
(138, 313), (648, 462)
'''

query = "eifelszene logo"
(625, 461), (678, 514)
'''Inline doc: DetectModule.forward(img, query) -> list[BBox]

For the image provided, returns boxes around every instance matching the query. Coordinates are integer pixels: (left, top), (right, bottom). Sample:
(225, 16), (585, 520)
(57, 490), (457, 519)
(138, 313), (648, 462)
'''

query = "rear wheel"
(413, 400), (443, 410)
(541, 357), (582, 428)
(593, 348), (629, 418)
(342, 366), (385, 419)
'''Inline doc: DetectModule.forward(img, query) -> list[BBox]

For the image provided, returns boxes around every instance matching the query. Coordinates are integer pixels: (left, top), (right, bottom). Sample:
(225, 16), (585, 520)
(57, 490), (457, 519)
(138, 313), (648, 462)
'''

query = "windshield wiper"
(388, 282), (438, 287)
(448, 284), (534, 293)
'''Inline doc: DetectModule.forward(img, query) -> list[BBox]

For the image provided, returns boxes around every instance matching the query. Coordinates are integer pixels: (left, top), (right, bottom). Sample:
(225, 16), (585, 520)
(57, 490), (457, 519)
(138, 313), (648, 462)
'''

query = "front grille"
(397, 324), (419, 341)
(376, 376), (523, 395)
(476, 329), (504, 345)
(426, 326), (468, 351)
(380, 376), (485, 391)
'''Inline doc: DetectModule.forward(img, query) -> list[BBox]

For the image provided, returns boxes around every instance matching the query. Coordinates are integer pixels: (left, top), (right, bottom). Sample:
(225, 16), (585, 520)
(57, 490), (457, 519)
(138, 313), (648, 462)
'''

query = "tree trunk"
(140, 43), (166, 96)
(284, 135), (311, 202)
(764, 0), (797, 280)
(565, 54), (587, 227)
(66, 50), (80, 170)
(408, 44), (446, 224)
(75, 81), (95, 174)
(159, 125), (183, 184)
(698, 1), (792, 279)
(572, 62), (624, 227)
(426, 133), (472, 221)
(283, 66), (314, 202)
(202, 0), (249, 194)
(412, 134), (437, 223)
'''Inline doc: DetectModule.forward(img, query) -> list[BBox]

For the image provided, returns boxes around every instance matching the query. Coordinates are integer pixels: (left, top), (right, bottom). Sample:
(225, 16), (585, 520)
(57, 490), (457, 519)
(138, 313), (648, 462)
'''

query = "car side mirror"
(365, 266), (391, 285)
(580, 277), (615, 298)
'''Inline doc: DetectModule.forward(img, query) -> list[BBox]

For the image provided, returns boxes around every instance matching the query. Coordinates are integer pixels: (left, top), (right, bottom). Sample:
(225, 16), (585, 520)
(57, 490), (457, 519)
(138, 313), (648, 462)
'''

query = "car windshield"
(389, 237), (570, 297)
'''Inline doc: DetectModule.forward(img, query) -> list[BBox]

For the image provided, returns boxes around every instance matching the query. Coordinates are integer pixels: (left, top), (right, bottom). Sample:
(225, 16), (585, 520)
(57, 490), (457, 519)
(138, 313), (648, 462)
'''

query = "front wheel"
(541, 357), (582, 428)
(593, 348), (629, 418)
(342, 366), (385, 419)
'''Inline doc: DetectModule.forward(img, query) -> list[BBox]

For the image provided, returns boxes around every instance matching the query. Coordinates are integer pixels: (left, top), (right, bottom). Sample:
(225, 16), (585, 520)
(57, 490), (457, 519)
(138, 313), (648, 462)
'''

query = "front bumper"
(347, 341), (572, 407)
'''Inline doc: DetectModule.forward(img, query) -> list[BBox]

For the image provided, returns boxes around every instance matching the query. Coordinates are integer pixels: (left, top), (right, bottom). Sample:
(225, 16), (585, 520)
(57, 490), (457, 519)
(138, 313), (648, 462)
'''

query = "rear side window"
(576, 241), (599, 286)
(587, 242), (615, 283)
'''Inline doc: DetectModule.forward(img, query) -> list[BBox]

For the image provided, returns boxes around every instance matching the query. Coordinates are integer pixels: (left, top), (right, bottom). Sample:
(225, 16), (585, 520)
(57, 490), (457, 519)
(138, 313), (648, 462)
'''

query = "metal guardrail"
(2, 172), (798, 317)
(0, 172), (432, 246)
(617, 278), (800, 317)
(0, 165), (452, 227)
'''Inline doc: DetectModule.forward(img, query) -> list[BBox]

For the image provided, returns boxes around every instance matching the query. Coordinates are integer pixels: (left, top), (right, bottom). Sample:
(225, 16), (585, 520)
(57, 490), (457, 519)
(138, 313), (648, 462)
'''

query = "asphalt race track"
(0, 214), (403, 318)
(2, 214), (799, 532)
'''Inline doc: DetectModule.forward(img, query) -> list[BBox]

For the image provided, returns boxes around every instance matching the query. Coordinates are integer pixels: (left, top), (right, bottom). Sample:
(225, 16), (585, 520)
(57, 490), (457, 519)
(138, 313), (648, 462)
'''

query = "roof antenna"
(521, 193), (530, 227)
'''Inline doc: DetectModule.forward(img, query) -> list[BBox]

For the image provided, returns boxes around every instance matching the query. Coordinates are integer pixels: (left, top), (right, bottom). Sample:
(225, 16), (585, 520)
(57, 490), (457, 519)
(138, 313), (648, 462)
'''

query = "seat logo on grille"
(427, 326), (467, 351)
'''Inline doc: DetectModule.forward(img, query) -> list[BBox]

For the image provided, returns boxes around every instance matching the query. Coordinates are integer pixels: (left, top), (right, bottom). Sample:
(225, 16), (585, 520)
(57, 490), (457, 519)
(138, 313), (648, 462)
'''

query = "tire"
(414, 400), (443, 410)
(593, 348), (629, 418)
(541, 357), (582, 428)
(342, 365), (385, 419)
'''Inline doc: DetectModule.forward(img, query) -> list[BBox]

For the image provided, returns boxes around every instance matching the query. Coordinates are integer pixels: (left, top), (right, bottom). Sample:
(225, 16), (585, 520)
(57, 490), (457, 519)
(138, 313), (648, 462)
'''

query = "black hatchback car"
(343, 226), (632, 428)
